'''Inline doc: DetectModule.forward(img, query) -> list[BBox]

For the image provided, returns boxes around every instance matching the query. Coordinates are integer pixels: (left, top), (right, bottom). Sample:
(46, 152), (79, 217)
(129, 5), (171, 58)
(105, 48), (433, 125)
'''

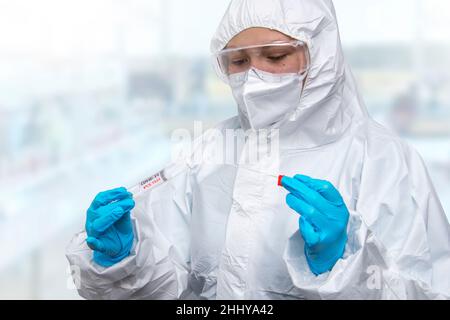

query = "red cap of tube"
(278, 175), (284, 187)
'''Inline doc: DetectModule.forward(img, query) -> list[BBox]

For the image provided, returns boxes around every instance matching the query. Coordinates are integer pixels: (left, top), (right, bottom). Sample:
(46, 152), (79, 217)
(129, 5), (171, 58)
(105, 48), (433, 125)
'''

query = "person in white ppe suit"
(66, 0), (450, 300)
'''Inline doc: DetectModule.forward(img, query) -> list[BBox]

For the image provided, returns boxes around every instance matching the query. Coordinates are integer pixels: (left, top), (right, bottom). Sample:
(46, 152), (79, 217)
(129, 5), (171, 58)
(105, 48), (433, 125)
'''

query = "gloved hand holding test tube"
(277, 174), (349, 275)
(84, 161), (191, 267)
(86, 159), (338, 270)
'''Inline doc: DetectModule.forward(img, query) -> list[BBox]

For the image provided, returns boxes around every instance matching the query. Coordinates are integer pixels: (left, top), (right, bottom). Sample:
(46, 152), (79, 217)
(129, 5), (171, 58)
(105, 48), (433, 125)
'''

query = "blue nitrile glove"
(281, 175), (349, 275)
(85, 187), (135, 268)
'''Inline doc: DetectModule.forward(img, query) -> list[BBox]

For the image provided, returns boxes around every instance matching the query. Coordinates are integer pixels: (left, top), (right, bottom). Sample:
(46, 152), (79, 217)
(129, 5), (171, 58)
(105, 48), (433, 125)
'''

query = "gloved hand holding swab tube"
(278, 174), (349, 275)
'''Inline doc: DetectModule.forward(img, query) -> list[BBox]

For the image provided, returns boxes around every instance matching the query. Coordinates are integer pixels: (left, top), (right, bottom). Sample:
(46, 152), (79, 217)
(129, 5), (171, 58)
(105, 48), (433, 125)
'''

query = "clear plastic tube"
(129, 162), (281, 196)
(234, 165), (278, 178)
(128, 162), (190, 196)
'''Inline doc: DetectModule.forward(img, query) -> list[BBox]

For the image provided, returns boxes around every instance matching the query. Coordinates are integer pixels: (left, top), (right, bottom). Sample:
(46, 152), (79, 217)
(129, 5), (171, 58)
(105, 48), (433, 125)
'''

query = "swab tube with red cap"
(130, 164), (283, 197)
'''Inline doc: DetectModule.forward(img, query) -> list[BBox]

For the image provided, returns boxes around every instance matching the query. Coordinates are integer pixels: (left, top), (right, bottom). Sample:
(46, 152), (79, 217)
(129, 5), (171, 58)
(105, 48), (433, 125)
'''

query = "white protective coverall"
(66, 0), (450, 299)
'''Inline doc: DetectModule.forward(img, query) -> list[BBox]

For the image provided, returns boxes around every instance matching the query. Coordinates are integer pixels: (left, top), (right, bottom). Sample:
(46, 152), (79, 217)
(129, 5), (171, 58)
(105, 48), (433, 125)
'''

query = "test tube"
(129, 163), (283, 197)
(128, 162), (190, 196)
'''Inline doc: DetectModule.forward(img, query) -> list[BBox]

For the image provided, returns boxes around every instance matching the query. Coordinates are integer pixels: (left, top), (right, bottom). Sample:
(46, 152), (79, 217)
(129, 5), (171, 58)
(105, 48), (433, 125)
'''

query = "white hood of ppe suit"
(66, 0), (450, 300)
(211, 0), (368, 149)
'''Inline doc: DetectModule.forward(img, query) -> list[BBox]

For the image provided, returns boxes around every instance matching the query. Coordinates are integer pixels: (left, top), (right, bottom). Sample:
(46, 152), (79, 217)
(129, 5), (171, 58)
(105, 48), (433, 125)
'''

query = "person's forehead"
(226, 27), (294, 49)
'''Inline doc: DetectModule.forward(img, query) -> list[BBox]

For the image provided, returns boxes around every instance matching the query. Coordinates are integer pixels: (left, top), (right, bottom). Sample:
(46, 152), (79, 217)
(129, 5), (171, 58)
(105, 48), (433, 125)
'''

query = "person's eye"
(231, 58), (248, 66)
(268, 54), (288, 62)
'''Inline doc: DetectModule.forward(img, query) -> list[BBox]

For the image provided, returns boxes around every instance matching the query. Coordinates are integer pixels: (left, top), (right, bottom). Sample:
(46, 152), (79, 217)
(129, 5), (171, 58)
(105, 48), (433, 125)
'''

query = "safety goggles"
(214, 40), (310, 83)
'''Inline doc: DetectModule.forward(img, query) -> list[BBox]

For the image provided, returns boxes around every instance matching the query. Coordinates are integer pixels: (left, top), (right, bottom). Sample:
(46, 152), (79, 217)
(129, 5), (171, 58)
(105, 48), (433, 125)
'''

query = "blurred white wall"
(0, 0), (449, 299)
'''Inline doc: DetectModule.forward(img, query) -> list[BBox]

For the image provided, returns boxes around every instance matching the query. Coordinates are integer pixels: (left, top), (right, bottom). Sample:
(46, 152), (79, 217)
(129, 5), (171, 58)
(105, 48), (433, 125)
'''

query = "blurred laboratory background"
(0, 0), (449, 299)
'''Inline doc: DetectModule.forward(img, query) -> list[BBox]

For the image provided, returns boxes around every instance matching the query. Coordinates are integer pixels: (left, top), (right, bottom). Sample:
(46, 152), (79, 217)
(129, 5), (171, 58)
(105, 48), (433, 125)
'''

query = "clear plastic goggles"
(214, 40), (310, 83)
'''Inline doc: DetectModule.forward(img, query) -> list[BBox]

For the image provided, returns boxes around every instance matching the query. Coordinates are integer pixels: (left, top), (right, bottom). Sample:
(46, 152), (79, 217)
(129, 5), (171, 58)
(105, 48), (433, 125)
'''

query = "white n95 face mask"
(229, 68), (307, 131)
